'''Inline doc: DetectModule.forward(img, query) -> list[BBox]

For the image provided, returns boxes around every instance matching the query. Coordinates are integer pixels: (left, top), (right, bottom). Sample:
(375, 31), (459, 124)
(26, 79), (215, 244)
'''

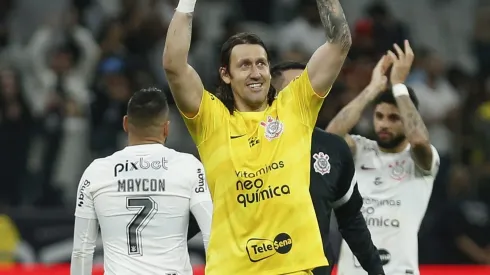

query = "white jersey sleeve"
(71, 217), (99, 275)
(74, 161), (100, 220)
(189, 162), (213, 253)
(411, 145), (440, 176)
(350, 134), (373, 162)
(71, 161), (100, 275)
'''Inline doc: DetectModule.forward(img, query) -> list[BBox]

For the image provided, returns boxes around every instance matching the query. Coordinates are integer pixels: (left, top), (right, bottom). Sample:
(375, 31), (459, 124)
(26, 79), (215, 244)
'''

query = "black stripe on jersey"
(188, 213), (200, 240)
(309, 128), (384, 275)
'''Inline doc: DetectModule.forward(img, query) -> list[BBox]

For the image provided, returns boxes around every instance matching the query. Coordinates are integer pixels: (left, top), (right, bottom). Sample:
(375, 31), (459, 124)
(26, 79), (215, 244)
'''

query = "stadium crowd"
(0, 0), (489, 268)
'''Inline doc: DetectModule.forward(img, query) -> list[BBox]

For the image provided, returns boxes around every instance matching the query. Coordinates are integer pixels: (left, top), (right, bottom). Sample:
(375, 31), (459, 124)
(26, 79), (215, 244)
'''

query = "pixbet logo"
(114, 158), (168, 176)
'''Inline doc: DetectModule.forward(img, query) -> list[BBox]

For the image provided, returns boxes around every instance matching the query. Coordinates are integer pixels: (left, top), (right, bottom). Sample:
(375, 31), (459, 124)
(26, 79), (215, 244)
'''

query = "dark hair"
(366, 2), (388, 18)
(53, 37), (81, 64)
(270, 61), (307, 79)
(215, 32), (276, 113)
(127, 87), (169, 127)
(373, 85), (419, 109)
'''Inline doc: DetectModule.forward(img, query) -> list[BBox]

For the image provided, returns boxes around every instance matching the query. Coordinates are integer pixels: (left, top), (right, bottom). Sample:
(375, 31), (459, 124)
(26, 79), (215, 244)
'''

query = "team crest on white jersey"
(313, 152), (331, 175)
(389, 160), (407, 180)
(260, 116), (284, 141)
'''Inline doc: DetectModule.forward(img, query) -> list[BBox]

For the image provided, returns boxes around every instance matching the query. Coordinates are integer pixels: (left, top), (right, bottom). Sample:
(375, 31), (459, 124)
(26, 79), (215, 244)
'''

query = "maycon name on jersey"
(117, 178), (165, 192)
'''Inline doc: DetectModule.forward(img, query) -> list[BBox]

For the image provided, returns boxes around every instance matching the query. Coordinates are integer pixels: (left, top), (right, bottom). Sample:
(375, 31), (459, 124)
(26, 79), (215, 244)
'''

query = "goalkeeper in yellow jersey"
(162, 0), (352, 273)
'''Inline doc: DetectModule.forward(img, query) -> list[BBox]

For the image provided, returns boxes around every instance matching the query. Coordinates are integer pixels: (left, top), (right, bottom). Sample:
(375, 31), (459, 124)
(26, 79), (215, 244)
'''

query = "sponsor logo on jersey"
(365, 216), (400, 228)
(236, 178), (290, 207)
(389, 160), (408, 180)
(260, 116), (284, 141)
(360, 164), (376, 170)
(77, 180), (90, 207)
(235, 161), (284, 178)
(374, 177), (383, 185)
(246, 233), (293, 262)
(378, 248), (391, 265)
(230, 134), (246, 139)
(114, 158), (169, 177)
(248, 136), (259, 147)
(195, 168), (206, 193)
(361, 199), (401, 228)
(234, 161), (288, 207)
(313, 152), (331, 175)
(363, 197), (401, 207)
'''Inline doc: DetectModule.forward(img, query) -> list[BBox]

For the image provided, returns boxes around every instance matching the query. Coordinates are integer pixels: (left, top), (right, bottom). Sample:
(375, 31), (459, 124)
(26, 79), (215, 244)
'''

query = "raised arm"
(326, 56), (391, 154)
(306, 0), (351, 95)
(162, 0), (203, 117)
(388, 41), (433, 171)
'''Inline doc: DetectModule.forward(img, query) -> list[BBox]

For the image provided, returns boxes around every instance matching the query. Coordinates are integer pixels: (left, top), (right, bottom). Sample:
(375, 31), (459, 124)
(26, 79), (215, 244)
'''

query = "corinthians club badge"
(389, 160), (407, 180)
(260, 116), (284, 141)
(313, 152), (331, 175)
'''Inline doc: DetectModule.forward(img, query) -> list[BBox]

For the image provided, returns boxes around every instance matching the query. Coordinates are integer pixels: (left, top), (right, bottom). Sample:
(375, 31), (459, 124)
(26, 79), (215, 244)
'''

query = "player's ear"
(122, 115), (129, 133)
(163, 120), (170, 141)
(220, 67), (231, 84)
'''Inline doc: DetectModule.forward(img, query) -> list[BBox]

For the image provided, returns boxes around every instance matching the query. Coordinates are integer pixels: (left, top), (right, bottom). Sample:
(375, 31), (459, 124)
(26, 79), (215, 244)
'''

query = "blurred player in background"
(327, 41), (439, 275)
(162, 0), (351, 272)
(70, 88), (212, 275)
(271, 61), (384, 275)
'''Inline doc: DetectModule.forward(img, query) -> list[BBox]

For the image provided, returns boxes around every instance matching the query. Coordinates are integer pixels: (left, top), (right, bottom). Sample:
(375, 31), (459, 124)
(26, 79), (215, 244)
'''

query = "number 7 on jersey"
(126, 197), (158, 256)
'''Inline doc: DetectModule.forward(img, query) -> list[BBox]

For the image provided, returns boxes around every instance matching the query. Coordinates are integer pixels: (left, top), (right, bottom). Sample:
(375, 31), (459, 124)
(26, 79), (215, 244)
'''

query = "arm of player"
(388, 41), (433, 171)
(162, 0), (204, 117)
(71, 167), (99, 275)
(306, 0), (351, 95)
(189, 163), (213, 253)
(332, 140), (385, 274)
(71, 217), (99, 275)
(326, 56), (391, 155)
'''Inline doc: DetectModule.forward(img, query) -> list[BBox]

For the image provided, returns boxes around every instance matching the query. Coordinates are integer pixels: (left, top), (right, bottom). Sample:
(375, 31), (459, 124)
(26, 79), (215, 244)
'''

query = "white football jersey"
(337, 135), (440, 275)
(74, 144), (212, 275)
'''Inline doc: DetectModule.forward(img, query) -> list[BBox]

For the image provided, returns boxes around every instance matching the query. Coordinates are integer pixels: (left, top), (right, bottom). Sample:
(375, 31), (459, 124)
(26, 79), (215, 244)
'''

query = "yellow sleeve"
(179, 89), (229, 146)
(276, 68), (329, 128)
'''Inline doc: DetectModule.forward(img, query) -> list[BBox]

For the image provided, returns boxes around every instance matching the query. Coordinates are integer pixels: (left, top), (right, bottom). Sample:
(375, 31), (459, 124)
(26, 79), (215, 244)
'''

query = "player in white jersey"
(327, 41), (440, 275)
(70, 87), (212, 275)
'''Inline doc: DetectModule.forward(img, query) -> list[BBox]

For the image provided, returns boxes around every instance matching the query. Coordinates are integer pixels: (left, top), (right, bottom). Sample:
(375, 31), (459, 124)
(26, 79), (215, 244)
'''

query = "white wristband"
(392, 83), (409, 97)
(176, 0), (197, 13)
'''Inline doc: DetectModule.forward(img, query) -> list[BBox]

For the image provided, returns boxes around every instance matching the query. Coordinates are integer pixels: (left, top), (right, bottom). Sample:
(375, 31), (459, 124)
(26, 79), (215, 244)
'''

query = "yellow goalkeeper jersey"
(181, 69), (329, 275)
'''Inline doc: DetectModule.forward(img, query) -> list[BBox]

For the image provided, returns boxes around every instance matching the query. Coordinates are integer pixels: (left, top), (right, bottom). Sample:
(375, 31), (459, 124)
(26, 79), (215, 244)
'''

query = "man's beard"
(375, 133), (406, 149)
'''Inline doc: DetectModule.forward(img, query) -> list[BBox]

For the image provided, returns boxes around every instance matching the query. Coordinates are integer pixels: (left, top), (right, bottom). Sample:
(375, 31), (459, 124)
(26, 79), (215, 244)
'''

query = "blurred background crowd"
(0, 0), (489, 268)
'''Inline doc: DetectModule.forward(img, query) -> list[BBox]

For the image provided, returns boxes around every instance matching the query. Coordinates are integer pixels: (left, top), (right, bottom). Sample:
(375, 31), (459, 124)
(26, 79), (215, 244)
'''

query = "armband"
(176, 0), (197, 13)
(392, 83), (409, 97)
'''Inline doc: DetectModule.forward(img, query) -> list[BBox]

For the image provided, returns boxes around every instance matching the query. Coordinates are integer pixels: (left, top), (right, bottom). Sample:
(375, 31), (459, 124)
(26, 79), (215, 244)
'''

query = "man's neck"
(235, 101), (268, 112)
(379, 140), (409, 153)
(127, 136), (164, 146)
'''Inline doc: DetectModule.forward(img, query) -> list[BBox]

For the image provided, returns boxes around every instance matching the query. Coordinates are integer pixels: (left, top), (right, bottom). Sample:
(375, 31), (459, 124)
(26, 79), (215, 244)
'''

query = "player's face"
(221, 44), (271, 110)
(373, 103), (406, 149)
(273, 69), (304, 91)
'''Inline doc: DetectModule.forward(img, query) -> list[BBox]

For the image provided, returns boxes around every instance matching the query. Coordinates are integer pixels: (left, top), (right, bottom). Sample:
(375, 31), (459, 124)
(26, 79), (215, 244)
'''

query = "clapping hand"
(368, 54), (392, 92)
(386, 40), (414, 85)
